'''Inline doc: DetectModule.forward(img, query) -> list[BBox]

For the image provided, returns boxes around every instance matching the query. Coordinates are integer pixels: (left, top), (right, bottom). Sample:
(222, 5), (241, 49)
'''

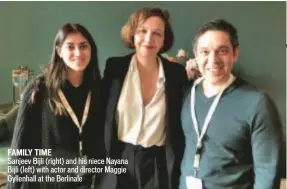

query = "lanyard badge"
(58, 90), (91, 157)
(190, 75), (234, 178)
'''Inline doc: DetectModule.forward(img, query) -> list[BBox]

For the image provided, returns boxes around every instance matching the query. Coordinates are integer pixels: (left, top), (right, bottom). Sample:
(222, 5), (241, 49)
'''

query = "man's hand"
(185, 58), (201, 80)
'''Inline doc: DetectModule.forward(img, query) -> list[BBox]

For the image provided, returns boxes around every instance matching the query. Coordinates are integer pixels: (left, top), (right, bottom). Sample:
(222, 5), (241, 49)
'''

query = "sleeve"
(101, 58), (114, 157)
(171, 65), (188, 188)
(10, 83), (42, 149)
(83, 80), (106, 160)
(6, 82), (42, 189)
(250, 93), (284, 189)
(181, 65), (189, 98)
(102, 58), (113, 104)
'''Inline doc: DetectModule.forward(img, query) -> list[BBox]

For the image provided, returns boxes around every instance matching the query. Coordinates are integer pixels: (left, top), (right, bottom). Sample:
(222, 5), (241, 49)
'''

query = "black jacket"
(100, 53), (188, 189)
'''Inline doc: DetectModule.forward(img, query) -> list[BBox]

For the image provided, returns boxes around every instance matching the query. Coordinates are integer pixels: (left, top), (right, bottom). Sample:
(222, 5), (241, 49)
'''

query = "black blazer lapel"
(104, 54), (133, 156)
(161, 57), (175, 185)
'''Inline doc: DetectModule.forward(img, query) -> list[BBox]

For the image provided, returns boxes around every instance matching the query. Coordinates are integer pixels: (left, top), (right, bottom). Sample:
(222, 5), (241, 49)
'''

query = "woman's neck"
(67, 70), (83, 87)
(136, 54), (158, 73)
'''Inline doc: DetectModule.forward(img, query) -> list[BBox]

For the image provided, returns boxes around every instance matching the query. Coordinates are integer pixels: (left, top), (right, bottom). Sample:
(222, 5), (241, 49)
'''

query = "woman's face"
(134, 16), (165, 58)
(57, 33), (91, 73)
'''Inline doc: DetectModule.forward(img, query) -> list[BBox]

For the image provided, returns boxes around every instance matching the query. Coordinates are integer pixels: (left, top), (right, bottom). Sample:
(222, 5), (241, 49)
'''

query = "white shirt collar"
(129, 55), (166, 86)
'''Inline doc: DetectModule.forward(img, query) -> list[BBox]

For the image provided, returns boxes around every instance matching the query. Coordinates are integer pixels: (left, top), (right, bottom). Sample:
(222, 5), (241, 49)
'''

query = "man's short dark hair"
(193, 19), (239, 51)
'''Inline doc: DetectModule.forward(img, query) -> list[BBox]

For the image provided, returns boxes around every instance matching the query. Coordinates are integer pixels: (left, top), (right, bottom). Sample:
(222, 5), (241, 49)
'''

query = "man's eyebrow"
(198, 47), (209, 50)
(217, 45), (229, 49)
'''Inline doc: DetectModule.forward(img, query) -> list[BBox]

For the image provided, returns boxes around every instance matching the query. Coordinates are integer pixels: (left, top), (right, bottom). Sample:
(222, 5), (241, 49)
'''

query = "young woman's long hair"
(32, 23), (101, 115)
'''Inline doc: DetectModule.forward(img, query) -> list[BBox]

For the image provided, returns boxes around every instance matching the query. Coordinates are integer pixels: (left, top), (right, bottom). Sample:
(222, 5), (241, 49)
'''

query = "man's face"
(194, 30), (239, 85)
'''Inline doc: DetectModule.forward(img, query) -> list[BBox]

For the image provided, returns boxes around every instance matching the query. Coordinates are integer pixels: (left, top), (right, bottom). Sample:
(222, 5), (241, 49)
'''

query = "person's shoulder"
(161, 57), (188, 83)
(234, 76), (275, 108)
(106, 53), (134, 66)
(22, 75), (43, 94)
(234, 77), (265, 96)
(170, 63), (185, 74)
(161, 56), (185, 71)
(21, 75), (46, 104)
(104, 53), (134, 77)
(182, 79), (194, 98)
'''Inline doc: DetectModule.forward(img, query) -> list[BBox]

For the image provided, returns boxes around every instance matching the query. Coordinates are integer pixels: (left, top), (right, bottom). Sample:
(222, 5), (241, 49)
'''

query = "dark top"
(6, 77), (105, 189)
(56, 79), (90, 155)
(180, 77), (284, 189)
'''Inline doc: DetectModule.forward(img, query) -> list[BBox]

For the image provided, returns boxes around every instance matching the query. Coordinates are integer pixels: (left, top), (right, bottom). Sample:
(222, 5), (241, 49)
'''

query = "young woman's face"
(57, 33), (91, 73)
(134, 16), (165, 58)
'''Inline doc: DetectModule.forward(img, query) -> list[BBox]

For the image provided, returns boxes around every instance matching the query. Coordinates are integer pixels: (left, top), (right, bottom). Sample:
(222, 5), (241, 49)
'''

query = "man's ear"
(233, 47), (240, 63)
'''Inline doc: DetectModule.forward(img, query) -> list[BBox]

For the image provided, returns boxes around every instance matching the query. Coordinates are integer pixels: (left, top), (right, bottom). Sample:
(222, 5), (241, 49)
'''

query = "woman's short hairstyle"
(121, 6), (174, 54)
